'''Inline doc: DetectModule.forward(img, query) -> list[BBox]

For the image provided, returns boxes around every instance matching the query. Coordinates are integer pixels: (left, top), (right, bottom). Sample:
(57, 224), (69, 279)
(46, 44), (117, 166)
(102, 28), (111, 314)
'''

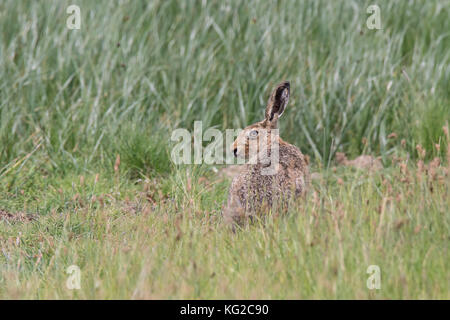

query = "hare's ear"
(264, 81), (290, 124)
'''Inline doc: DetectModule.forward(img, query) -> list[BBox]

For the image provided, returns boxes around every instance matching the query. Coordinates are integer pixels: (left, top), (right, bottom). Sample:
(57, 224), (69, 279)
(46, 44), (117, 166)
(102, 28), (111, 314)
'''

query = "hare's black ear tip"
(280, 81), (290, 89)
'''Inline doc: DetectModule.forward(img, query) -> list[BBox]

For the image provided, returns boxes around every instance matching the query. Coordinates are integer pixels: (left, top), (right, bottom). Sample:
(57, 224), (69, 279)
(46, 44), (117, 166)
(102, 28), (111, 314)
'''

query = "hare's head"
(231, 81), (290, 163)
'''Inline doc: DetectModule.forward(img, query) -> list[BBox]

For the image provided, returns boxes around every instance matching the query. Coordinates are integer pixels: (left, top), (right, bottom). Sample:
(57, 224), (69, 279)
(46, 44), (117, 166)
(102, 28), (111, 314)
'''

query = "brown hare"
(224, 81), (309, 227)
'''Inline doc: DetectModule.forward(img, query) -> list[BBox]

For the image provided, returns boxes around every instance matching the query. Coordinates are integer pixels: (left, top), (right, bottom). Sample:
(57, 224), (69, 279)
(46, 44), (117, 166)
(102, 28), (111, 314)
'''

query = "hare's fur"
(224, 81), (309, 226)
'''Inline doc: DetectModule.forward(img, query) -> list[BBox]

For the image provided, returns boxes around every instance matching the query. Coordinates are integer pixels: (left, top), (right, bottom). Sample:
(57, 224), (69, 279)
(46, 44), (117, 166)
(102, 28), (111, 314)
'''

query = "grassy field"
(0, 0), (449, 299)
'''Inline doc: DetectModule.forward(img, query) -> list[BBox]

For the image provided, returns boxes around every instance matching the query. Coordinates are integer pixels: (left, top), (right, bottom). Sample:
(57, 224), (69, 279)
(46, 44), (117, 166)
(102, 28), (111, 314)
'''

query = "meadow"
(0, 0), (449, 299)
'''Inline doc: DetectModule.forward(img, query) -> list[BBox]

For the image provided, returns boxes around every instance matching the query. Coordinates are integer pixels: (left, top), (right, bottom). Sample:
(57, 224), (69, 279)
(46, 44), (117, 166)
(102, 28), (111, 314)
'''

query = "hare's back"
(278, 143), (310, 196)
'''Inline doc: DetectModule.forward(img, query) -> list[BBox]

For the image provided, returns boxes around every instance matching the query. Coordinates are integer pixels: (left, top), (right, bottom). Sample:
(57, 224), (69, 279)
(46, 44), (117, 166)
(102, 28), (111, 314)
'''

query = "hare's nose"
(233, 148), (238, 157)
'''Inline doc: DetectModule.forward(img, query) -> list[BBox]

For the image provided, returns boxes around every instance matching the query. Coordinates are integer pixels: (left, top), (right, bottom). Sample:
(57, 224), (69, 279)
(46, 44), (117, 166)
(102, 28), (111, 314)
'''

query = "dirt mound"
(216, 165), (245, 180)
(335, 152), (383, 171)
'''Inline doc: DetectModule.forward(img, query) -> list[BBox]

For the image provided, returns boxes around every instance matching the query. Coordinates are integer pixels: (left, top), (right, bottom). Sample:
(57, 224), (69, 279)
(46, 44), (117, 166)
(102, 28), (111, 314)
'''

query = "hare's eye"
(249, 130), (258, 139)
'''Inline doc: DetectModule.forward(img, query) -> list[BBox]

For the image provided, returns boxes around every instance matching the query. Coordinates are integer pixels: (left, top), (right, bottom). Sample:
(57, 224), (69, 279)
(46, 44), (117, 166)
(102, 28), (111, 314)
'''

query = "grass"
(0, 0), (449, 299)
(1, 160), (448, 299)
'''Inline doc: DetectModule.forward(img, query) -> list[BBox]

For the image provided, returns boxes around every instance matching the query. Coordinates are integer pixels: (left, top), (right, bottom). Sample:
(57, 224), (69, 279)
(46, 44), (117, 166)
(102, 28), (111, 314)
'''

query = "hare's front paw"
(223, 189), (246, 227)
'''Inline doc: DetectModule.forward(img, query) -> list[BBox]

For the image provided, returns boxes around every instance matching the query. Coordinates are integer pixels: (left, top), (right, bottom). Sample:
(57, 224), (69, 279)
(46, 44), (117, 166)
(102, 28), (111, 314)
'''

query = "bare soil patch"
(0, 210), (36, 223)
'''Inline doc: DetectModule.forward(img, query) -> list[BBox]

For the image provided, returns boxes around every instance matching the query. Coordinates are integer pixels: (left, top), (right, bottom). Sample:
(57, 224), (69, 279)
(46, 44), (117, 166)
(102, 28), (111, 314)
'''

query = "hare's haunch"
(224, 81), (309, 226)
